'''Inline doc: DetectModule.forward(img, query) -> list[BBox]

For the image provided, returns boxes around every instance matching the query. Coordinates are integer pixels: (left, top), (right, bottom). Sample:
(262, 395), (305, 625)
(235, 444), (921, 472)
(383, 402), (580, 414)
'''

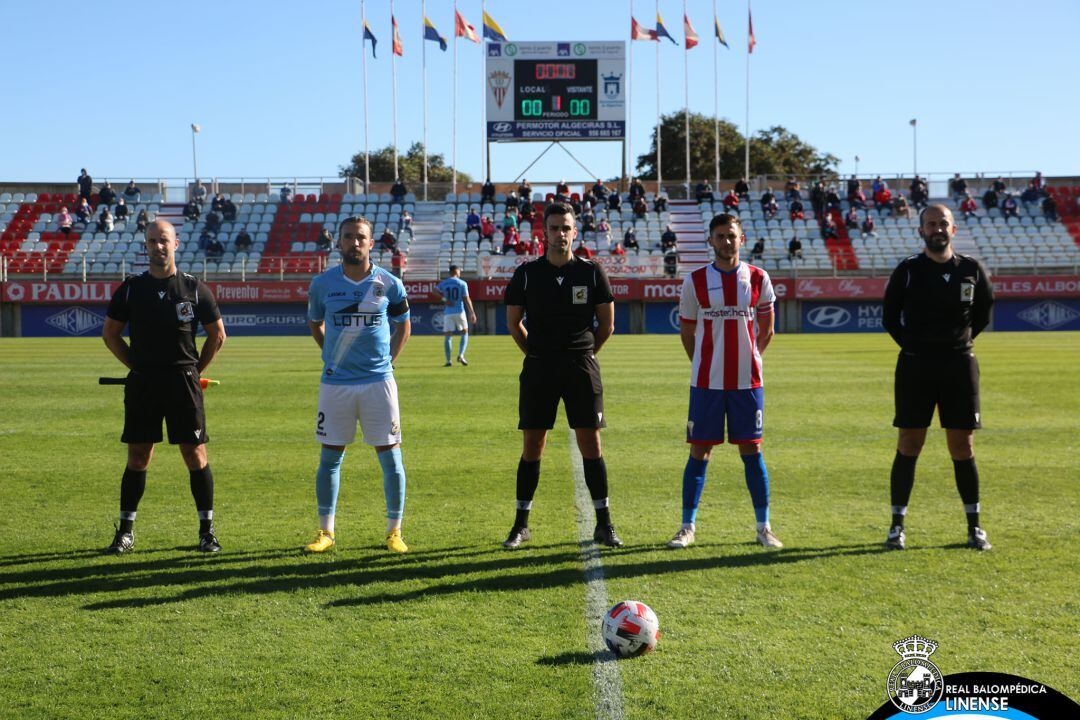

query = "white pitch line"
(569, 432), (625, 720)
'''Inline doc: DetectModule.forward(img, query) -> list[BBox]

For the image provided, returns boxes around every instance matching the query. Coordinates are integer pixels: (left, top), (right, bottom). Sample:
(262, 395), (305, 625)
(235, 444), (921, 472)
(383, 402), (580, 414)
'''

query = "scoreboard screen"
(486, 41), (625, 142)
(514, 60), (598, 121)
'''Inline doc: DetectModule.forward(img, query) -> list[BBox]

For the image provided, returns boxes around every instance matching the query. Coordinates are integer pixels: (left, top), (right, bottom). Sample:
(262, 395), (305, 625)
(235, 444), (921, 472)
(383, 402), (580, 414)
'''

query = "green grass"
(0, 333), (1077, 719)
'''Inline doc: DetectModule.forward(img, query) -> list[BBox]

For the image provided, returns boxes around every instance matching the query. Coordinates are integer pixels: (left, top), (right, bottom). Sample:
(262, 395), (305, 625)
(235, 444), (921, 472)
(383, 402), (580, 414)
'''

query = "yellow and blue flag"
(655, 13), (678, 45)
(482, 11), (508, 42)
(714, 16), (729, 48)
(363, 20), (377, 58)
(424, 16), (447, 51)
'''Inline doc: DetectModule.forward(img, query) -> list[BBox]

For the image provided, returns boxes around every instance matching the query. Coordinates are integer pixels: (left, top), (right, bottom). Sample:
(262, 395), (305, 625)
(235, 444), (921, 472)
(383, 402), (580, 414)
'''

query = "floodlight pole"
(190, 123), (200, 184)
(422, 0), (428, 200)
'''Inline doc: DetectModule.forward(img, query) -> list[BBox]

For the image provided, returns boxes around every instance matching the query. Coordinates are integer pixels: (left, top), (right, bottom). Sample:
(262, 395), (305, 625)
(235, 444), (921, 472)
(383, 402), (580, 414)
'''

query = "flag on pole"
(455, 10), (480, 43)
(631, 16), (657, 40)
(684, 14), (699, 50)
(363, 20), (378, 58)
(714, 16), (729, 48)
(748, 8), (756, 53)
(424, 16), (447, 51)
(482, 11), (508, 41)
(392, 15), (403, 56)
(909, 118), (917, 126)
(655, 13), (679, 44)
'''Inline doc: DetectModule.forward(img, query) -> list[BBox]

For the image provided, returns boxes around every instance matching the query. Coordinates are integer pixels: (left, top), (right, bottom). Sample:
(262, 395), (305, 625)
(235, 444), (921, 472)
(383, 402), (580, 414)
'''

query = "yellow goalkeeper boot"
(386, 527), (408, 553)
(304, 529), (335, 553)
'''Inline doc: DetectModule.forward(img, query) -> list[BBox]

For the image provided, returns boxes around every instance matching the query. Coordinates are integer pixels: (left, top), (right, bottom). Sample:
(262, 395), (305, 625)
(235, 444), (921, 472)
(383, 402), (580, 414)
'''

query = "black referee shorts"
(519, 352), (606, 430)
(122, 367), (209, 445)
(893, 351), (981, 430)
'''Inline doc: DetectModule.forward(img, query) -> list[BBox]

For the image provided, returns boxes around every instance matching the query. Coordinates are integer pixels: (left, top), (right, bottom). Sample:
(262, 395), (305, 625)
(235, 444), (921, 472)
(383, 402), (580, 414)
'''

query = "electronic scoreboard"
(485, 41), (625, 142)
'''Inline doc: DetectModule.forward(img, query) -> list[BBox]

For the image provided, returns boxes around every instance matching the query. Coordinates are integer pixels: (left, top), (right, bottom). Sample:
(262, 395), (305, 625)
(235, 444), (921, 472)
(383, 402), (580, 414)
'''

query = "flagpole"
(744, 0), (751, 183)
(391, 0), (399, 181)
(422, 0), (429, 200)
(684, 0), (690, 198)
(655, 0), (662, 196)
(628, 0), (634, 186)
(361, 0), (370, 191)
(713, 0), (719, 190)
(481, 0), (487, 185)
(452, 2), (458, 196)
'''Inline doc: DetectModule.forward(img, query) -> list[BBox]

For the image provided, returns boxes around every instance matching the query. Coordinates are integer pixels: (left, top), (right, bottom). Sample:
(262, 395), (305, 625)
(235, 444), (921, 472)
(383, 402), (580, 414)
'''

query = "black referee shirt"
(106, 272), (221, 370)
(504, 256), (614, 354)
(883, 252), (993, 353)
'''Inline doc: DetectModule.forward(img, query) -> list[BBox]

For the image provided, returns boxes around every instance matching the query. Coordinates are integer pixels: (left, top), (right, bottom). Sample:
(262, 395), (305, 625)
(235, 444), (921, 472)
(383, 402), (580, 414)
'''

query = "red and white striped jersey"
(679, 262), (774, 390)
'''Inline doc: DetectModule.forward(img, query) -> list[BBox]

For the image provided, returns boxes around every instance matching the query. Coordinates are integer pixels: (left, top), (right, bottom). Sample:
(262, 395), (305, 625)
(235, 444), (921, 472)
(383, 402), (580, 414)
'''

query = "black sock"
(890, 451), (918, 527)
(189, 465), (214, 533)
(582, 457), (611, 527)
(119, 468), (147, 533)
(515, 459), (540, 528)
(953, 457), (980, 529)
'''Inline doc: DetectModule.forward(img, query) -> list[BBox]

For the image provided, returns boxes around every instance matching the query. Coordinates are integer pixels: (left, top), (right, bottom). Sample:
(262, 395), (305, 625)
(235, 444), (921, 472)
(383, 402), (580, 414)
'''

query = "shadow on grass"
(536, 651), (611, 667)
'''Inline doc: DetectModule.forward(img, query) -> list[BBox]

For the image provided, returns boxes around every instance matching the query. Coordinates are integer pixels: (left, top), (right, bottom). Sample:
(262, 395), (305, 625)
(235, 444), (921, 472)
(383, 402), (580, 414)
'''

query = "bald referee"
(101, 220), (227, 554)
(502, 201), (622, 549)
(882, 204), (994, 551)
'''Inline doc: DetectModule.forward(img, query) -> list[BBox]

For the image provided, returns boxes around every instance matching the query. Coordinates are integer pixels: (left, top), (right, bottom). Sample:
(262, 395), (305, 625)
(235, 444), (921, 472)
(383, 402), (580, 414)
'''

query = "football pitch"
(1, 332), (1077, 719)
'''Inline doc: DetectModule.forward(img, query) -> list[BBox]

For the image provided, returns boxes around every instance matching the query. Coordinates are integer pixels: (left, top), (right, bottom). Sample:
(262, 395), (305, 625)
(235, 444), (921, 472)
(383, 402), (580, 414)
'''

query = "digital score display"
(514, 59), (598, 121)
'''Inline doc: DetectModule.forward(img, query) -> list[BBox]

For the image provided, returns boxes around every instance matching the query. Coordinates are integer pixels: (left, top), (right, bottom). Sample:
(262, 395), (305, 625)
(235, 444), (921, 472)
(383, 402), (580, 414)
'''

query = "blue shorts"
(686, 386), (764, 445)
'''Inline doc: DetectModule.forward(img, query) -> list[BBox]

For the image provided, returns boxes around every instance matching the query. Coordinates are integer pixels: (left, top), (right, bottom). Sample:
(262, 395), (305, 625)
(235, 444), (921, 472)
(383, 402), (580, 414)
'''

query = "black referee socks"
(889, 451), (918, 527)
(953, 457), (981, 529)
(119, 468), (147, 533)
(515, 459), (541, 528)
(189, 466), (215, 533)
(582, 457), (611, 527)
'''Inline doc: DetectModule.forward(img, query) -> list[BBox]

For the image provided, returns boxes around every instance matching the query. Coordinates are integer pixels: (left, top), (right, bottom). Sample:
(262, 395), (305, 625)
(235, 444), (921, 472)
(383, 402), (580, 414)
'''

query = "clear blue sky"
(2, 0), (1078, 184)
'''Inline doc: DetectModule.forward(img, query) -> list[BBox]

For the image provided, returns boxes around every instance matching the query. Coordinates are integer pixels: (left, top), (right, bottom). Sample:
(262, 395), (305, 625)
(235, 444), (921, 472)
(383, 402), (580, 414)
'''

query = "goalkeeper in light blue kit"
(303, 216), (412, 553)
(436, 264), (476, 366)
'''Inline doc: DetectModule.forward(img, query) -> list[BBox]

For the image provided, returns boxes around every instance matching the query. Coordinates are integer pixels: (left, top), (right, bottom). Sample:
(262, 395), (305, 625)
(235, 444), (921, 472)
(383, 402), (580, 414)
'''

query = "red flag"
(631, 16), (656, 41)
(748, 9), (756, 53)
(455, 10), (480, 43)
(684, 14), (699, 50)
(392, 15), (403, 57)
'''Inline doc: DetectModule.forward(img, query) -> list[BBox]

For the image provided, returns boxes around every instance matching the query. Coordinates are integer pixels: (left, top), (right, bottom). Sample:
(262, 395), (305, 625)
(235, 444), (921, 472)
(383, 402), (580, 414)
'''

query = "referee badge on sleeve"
(572, 286), (588, 304)
(960, 283), (975, 303)
(176, 301), (195, 322)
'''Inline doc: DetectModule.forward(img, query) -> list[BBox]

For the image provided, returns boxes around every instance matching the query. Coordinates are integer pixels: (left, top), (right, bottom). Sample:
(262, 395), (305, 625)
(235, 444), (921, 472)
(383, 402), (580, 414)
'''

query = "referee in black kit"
(101, 220), (227, 554)
(502, 201), (623, 549)
(882, 204), (994, 551)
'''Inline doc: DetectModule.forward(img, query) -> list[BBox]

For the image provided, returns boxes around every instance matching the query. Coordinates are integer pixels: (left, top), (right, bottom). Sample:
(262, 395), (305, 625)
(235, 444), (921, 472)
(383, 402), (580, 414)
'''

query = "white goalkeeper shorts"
(316, 378), (402, 447)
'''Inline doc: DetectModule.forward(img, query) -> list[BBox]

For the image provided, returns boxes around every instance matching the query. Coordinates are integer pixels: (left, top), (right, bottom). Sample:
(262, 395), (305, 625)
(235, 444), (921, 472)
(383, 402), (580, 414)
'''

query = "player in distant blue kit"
(303, 216), (412, 554)
(435, 264), (476, 366)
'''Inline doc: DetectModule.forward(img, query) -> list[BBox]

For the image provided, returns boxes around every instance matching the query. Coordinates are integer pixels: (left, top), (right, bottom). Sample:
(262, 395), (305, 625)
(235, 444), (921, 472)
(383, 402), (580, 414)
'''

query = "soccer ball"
(602, 600), (659, 657)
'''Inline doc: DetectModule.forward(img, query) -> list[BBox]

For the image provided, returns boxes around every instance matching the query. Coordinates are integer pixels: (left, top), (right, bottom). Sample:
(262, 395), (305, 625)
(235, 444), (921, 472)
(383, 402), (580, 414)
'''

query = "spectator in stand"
(580, 205), (596, 234)
(660, 225), (678, 252)
(761, 188), (779, 219)
(465, 207), (482, 240)
(821, 213), (838, 240)
(592, 179), (610, 201)
(123, 180), (142, 203)
(982, 187), (999, 210)
(573, 238), (594, 259)
(520, 199), (535, 223)
(222, 196), (237, 221)
(991, 176), (1007, 194)
(654, 191), (668, 214)
(555, 179), (570, 201)
(873, 185), (893, 214)
(628, 177), (646, 203)
(910, 176), (929, 210)
(960, 193), (979, 221)
(390, 178), (408, 204)
(861, 213), (877, 238)
(205, 210), (222, 233)
(750, 237), (765, 262)
(279, 185), (292, 204)
(872, 176), (886, 196)
(505, 189), (520, 210)
(695, 180), (715, 203)
(135, 208), (149, 233)
(790, 197), (806, 221)
(722, 189), (740, 211)
(502, 209), (519, 236)
(1042, 194), (1058, 222)
(97, 207), (114, 233)
(1033, 171), (1044, 191)
(481, 178), (496, 205)
(57, 206), (73, 235)
(518, 179), (532, 203)
(847, 175), (861, 201)
(528, 233), (543, 255)
(211, 193), (226, 212)
(198, 228), (213, 251)
(845, 207), (859, 230)
(1001, 193), (1019, 220)
(234, 228), (253, 251)
(379, 227), (398, 253)
(623, 226), (639, 251)
(501, 225), (519, 254)
(99, 181), (117, 208)
(114, 197), (130, 221)
(480, 215), (496, 243)
(734, 176), (750, 201)
(316, 228), (334, 252)
(77, 168), (94, 202)
(810, 180), (826, 217)
(849, 186), (868, 210)
(824, 186), (842, 213)
(632, 194), (648, 219)
(949, 173), (968, 204)
(784, 177), (802, 201)
(609, 241), (626, 257)
(391, 249), (405, 278)
(205, 237), (225, 259)
(892, 193), (911, 219)
(398, 209), (413, 241)
(1020, 182), (1043, 210)
(607, 191), (622, 211)
(596, 218), (612, 248)
(788, 234), (803, 261)
(77, 197), (93, 224)
(192, 180), (207, 203)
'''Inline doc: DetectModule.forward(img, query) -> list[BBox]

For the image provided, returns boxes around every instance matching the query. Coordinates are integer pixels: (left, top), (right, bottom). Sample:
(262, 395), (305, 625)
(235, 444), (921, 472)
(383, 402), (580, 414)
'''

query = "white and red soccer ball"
(602, 600), (659, 657)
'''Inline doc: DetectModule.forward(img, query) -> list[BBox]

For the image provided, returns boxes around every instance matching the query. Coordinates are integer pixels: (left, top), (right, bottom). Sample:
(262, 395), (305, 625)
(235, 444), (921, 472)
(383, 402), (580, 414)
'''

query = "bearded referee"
(101, 220), (226, 554)
(882, 204), (994, 551)
(502, 201), (622, 549)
